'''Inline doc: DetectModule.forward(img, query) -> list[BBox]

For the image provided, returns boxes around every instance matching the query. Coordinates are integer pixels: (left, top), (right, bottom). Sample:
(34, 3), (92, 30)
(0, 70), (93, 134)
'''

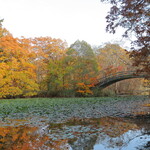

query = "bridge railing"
(96, 70), (146, 85)
(92, 70), (148, 88)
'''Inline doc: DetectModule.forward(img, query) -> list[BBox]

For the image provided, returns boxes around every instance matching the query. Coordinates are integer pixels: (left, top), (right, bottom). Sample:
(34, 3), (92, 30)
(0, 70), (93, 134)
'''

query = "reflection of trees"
(131, 116), (150, 134)
(47, 118), (100, 150)
(0, 116), (149, 150)
(129, 116), (150, 150)
(96, 117), (150, 150)
(68, 134), (97, 150)
(0, 125), (69, 150)
(138, 141), (150, 150)
(0, 125), (37, 150)
(95, 117), (139, 149)
(99, 117), (139, 137)
(97, 129), (144, 149)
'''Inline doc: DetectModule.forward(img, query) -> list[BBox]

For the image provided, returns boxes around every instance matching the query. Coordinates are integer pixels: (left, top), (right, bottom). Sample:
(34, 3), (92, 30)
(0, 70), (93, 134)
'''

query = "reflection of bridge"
(95, 71), (147, 89)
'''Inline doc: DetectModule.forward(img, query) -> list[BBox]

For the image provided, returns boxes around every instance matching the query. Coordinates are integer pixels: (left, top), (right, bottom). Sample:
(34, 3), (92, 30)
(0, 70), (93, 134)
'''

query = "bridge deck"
(94, 71), (147, 89)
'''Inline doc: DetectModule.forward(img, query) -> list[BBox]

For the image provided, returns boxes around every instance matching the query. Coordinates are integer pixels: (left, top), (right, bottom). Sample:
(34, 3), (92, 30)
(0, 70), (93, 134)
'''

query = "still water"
(0, 116), (150, 150)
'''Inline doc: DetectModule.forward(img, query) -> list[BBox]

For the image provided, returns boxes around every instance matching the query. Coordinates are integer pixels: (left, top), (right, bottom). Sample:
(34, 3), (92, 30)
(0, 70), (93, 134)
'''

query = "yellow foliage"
(0, 31), (39, 98)
(77, 82), (93, 95)
(77, 90), (85, 93)
(77, 82), (85, 86)
(143, 103), (150, 107)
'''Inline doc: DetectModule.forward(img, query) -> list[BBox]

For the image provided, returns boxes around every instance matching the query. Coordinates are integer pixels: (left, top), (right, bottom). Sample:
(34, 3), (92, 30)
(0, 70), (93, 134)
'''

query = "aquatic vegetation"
(0, 96), (149, 149)
(0, 96), (149, 122)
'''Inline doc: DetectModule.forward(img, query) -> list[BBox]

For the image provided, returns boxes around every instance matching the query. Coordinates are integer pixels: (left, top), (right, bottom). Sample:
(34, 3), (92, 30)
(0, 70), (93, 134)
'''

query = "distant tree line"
(0, 20), (149, 98)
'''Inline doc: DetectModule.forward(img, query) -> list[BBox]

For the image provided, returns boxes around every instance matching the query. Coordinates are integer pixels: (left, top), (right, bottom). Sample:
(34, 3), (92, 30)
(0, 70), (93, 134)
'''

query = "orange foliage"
(99, 117), (138, 137)
(143, 103), (150, 107)
(29, 37), (67, 88)
(0, 125), (69, 150)
(77, 82), (94, 95)
(0, 31), (39, 98)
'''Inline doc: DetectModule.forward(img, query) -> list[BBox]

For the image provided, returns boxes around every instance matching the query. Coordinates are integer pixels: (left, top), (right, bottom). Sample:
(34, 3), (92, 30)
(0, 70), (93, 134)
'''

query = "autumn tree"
(45, 40), (99, 96)
(0, 19), (10, 38)
(96, 43), (131, 74)
(0, 29), (39, 98)
(46, 52), (69, 96)
(28, 37), (68, 96)
(100, 0), (150, 76)
(0, 19), (2, 25)
(0, 19), (3, 36)
(95, 43), (145, 95)
(30, 37), (67, 83)
(69, 40), (99, 95)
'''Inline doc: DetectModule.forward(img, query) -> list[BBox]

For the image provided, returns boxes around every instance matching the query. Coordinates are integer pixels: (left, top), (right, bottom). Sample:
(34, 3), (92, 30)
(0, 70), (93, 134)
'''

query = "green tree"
(46, 53), (69, 96)
(69, 40), (99, 95)
(28, 37), (67, 93)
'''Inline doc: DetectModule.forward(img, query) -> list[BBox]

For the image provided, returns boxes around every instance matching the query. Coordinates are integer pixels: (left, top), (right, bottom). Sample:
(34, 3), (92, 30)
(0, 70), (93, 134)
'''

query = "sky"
(0, 0), (128, 47)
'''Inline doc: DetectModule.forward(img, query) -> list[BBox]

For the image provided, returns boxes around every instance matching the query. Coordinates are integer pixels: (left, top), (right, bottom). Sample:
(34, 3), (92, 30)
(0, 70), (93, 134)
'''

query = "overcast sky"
(0, 0), (127, 46)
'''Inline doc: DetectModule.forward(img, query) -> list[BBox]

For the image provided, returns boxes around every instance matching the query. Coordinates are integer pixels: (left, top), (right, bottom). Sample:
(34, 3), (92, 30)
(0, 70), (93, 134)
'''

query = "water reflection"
(0, 116), (149, 150)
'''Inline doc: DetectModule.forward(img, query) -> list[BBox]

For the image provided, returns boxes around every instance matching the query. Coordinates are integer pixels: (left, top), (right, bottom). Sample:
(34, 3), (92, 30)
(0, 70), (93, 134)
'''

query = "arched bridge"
(94, 71), (147, 89)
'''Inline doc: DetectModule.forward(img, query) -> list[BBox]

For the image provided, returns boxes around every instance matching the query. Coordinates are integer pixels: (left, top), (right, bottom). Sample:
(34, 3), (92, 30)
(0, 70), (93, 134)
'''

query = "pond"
(0, 116), (150, 150)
